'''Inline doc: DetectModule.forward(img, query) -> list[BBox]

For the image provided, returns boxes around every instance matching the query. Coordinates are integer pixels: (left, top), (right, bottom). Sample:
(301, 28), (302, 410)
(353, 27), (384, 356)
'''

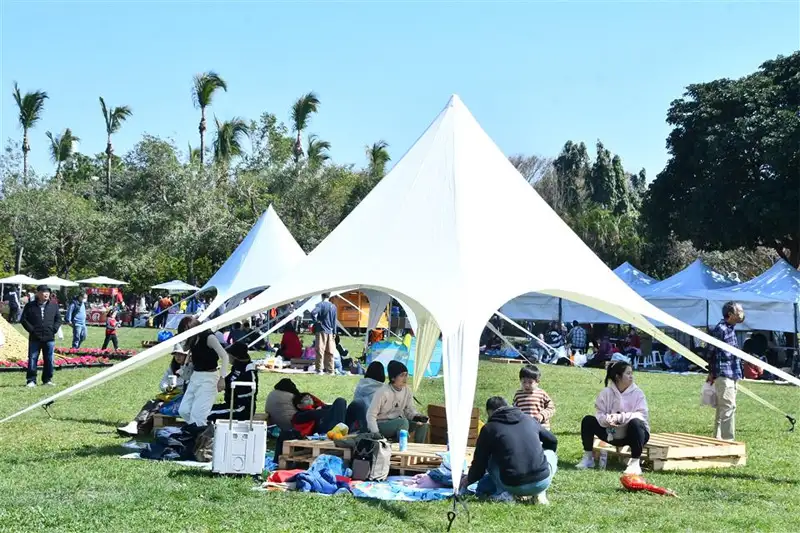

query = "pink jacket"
(594, 383), (649, 441)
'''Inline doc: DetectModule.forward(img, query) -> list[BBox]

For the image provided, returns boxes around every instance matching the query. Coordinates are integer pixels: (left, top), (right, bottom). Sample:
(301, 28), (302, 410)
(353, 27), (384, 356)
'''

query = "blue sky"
(1, 1), (798, 179)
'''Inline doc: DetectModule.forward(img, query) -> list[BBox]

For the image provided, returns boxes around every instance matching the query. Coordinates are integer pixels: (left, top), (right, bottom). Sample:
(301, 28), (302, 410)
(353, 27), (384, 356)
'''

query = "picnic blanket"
(351, 476), (454, 502)
(120, 452), (211, 470)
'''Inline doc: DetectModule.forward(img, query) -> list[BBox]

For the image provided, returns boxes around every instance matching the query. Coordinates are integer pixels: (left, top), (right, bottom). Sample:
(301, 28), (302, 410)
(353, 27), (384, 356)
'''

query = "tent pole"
(558, 298), (563, 325)
(794, 303), (799, 376)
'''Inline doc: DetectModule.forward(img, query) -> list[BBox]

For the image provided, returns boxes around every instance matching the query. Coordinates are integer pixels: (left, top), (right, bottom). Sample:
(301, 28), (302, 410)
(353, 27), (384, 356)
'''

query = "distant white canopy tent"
(76, 276), (128, 285)
(642, 259), (738, 327)
(0, 274), (39, 285)
(151, 280), (200, 293)
(701, 259), (800, 333)
(198, 205), (307, 320)
(7, 95), (799, 498)
(36, 276), (79, 289)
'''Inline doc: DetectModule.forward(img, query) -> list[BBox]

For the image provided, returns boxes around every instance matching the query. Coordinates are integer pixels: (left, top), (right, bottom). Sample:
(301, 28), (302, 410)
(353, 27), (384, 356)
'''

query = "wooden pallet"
(428, 405), (480, 447)
(288, 359), (314, 370)
(485, 357), (526, 365)
(593, 432), (747, 471)
(279, 439), (474, 474)
(152, 412), (267, 431)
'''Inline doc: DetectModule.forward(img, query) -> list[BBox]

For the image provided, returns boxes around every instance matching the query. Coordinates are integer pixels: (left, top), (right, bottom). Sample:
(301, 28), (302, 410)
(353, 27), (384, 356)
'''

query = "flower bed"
(54, 347), (137, 360)
(0, 355), (113, 372)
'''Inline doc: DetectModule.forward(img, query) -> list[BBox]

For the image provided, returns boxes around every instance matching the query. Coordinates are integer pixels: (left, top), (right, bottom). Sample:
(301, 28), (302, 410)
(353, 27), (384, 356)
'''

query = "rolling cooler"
(211, 382), (267, 475)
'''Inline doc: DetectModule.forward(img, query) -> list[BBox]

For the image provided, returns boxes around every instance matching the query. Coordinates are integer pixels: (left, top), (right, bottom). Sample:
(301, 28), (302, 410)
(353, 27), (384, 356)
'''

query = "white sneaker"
(575, 452), (595, 469)
(624, 459), (642, 475)
(316, 370), (325, 375)
(25, 381), (36, 388)
(116, 421), (139, 437)
(535, 491), (550, 505)
(44, 381), (55, 386)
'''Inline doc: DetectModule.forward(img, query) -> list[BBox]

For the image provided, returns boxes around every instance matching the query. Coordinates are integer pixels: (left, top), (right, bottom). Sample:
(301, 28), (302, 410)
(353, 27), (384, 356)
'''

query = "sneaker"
(535, 491), (550, 505)
(25, 381), (36, 388)
(488, 491), (515, 503)
(316, 370), (325, 375)
(624, 459), (642, 475)
(116, 421), (139, 437)
(43, 381), (55, 386)
(575, 452), (595, 469)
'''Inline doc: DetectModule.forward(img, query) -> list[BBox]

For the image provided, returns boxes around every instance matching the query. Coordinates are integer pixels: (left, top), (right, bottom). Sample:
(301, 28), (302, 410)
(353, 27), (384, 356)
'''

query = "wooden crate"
(279, 439), (475, 474)
(288, 358), (314, 370)
(152, 412), (267, 431)
(428, 404), (480, 447)
(593, 432), (747, 471)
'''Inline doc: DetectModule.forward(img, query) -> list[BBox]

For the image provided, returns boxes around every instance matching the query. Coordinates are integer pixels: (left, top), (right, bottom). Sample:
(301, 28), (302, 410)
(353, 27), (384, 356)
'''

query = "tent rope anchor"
(446, 493), (470, 532)
(42, 400), (55, 419)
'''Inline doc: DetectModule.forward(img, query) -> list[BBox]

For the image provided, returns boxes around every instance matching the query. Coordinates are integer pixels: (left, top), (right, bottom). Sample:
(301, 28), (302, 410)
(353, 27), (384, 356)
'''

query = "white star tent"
(151, 280), (200, 293)
(76, 276), (128, 285)
(0, 274), (39, 285)
(198, 205), (307, 320)
(5, 95), (798, 491)
(36, 276), (79, 288)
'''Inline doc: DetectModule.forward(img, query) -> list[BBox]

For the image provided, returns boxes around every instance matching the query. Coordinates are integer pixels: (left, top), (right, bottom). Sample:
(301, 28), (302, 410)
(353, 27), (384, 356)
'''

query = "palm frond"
(290, 91), (320, 132)
(13, 82), (48, 129)
(306, 133), (331, 165)
(193, 71), (228, 109)
(213, 116), (250, 164)
(109, 105), (132, 133)
(46, 128), (80, 164)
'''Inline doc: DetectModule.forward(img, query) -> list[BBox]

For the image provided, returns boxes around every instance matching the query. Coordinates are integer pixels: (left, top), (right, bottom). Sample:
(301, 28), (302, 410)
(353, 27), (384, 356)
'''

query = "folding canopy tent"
(76, 276), (128, 285)
(198, 205), (307, 320)
(151, 280), (200, 293)
(6, 95), (798, 496)
(0, 274), (39, 285)
(36, 276), (79, 288)
(642, 259), (737, 327)
(701, 259), (800, 333)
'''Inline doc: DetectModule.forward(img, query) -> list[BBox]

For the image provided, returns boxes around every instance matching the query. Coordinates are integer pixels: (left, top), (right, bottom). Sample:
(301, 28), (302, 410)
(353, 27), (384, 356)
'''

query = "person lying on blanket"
(207, 342), (259, 422)
(116, 347), (189, 436)
(291, 392), (347, 437)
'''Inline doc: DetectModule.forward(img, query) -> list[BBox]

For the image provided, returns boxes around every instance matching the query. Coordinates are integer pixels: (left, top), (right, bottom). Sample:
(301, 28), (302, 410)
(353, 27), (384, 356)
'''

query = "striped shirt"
(512, 388), (555, 426)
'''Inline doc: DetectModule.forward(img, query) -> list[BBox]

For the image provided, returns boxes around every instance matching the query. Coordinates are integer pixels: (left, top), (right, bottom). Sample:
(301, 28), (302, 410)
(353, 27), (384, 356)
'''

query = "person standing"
(67, 293), (88, 348)
(102, 309), (120, 350)
(566, 320), (588, 355)
(708, 301), (745, 441)
(7, 287), (21, 323)
(20, 285), (62, 387)
(311, 292), (338, 375)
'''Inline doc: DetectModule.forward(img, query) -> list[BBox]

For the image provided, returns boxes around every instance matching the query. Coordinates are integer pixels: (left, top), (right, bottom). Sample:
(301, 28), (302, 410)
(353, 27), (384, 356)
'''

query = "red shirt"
(106, 317), (119, 336)
(280, 331), (303, 358)
(628, 334), (641, 349)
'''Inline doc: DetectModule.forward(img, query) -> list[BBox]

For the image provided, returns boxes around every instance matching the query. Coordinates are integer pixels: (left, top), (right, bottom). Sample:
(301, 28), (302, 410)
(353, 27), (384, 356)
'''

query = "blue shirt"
(566, 326), (588, 349)
(68, 301), (87, 326)
(312, 300), (337, 334)
(710, 320), (742, 381)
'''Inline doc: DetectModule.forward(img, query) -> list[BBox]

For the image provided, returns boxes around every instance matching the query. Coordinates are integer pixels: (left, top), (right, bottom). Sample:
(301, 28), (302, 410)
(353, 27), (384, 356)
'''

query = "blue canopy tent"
(701, 259), (800, 333)
(641, 259), (737, 327)
(365, 338), (443, 379)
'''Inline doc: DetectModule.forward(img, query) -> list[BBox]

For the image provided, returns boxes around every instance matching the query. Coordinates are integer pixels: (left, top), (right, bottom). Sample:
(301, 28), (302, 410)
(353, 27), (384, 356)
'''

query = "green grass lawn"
(1, 325), (799, 532)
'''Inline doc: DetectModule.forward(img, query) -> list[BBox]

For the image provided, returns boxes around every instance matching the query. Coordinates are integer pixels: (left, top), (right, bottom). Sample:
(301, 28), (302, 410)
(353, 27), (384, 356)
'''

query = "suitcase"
(211, 382), (267, 475)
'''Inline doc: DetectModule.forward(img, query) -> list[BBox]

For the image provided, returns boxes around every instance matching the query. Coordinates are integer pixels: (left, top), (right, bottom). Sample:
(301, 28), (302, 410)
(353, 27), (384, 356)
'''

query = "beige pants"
(714, 377), (737, 441)
(315, 332), (336, 373)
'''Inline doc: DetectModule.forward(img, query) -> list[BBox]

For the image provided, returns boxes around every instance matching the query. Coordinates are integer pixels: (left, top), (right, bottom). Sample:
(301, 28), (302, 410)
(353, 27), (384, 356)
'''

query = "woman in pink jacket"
(576, 361), (650, 474)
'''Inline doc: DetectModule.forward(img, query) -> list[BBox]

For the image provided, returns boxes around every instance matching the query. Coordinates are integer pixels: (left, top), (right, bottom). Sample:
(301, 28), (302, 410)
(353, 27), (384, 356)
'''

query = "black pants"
(345, 400), (368, 433)
(102, 334), (119, 350)
(8, 305), (19, 323)
(581, 415), (650, 459)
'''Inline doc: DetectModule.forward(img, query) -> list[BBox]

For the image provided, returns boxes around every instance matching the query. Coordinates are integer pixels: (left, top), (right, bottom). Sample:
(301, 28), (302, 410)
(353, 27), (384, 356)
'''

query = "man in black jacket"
(21, 285), (62, 387)
(464, 396), (558, 504)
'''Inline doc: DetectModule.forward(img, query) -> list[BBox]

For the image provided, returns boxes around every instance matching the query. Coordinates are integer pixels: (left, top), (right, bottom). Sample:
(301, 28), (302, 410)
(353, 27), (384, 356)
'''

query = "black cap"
(387, 360), (408, 381)
(36, 285), (51, 292)
(226, 342), (251, 362)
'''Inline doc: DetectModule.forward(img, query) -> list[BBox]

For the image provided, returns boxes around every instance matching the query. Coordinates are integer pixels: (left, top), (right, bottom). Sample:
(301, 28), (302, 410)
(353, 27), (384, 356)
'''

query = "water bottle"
(598, 451), (608, 470)
(398, 429), (408, 451)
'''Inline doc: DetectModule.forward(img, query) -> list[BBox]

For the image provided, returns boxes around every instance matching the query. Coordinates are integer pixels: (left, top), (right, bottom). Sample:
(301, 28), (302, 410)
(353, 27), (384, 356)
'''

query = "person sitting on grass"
(117, 347), (190, 436)
(345, 361), (386, 432)
(208, 342), (259, 421)
(576, 361), (650, 475)
(462, 396), (558, 505)
(366, 361), (429, 443)
(513, 365), (555, 428)
(276, 323), (303, 359)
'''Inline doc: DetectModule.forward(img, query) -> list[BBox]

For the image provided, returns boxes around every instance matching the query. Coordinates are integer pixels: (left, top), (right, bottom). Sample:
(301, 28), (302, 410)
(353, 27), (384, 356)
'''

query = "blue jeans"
(27, 340), (56, 384)
(479, 450), (558, 497)
(72, 324), (87, 348)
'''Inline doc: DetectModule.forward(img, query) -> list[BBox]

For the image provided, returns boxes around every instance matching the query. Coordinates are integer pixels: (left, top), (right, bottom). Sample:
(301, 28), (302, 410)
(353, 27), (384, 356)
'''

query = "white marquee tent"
(77, 276), (128, 286)
(5, 95), (798, 493)
(198, 205), (307, 320)
(0, 274), (39, 285)
(151, 280), (200, 293)
(36, 276), (79, 288)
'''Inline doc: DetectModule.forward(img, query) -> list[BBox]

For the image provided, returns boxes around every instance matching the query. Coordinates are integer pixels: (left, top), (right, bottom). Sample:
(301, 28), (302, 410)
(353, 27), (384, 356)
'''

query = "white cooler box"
(211, 382), (267, 475)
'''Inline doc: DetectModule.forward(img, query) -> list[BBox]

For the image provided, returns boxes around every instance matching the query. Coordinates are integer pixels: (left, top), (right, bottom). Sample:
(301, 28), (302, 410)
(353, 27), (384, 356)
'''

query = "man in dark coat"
(20, 285), (62, 387)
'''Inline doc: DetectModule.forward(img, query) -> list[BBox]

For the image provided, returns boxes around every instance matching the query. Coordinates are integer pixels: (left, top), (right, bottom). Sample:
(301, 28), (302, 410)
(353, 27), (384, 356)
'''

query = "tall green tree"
(212, 117), (250, 169)
(366, 140), (391, 178)
(552, 140), (590, 214)
(645, 52), (800, 266)
(589, 140), (616, 208)
(291, 92), (320, 163)
(193, 71), (228, 165)
(12, 82), (48, 180)
(45, 128), (80, 188)
(99, 97), (132, 195)
(611, 154), (630, 214)
(306, 134), (331, 169)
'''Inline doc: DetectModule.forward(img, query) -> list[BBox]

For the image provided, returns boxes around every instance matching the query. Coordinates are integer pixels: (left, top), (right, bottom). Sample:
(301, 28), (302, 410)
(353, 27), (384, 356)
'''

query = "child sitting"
(291, 392), (347, 437)
(512, 365), (555, 428)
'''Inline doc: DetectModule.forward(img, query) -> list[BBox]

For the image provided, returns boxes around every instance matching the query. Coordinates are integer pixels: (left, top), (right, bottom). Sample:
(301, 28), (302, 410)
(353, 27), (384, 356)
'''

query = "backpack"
(351, 435), (391, 481)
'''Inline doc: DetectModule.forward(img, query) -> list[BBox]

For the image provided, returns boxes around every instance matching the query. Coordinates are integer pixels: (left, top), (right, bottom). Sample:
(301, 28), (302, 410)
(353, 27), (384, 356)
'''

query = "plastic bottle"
(398, 429), (409, 451)
(598, 451), (608, 470)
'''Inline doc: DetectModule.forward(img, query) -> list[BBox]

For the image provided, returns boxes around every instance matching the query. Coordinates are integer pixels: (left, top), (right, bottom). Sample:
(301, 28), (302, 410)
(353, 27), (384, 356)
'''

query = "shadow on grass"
(3, 442), (126, 465)
(356, 498), (412, 522)
(670, 469), (799, 486)
(51, 416), (123, 429)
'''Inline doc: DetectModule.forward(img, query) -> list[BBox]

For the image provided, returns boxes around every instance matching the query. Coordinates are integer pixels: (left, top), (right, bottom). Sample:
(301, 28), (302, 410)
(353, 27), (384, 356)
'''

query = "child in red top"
(102, 309), (120, 350)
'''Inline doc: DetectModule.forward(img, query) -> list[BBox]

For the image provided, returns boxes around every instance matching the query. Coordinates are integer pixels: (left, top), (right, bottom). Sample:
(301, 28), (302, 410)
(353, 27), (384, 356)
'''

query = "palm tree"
(99, 97), (132, 195)
(366, 140), (391, 178)
(12, 82), (49, 179)
(45, 128), (80, 188)
(306, 134), (331, 168)
(212, 117), (250, 168)
(192, 71), (228, 165)
(290, 91), (320, 162)
(187, 142), (202, 164)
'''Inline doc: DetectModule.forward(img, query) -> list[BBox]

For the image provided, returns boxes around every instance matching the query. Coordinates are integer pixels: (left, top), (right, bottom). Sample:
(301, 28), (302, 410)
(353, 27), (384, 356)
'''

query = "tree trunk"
(789, 237), (800, 269)
(199, 109), (206, 165)
(55, 161), (62, 190)
(187, 255), (196, 286)
(14, 245), (23, 274)
(22, 129), (29, 180)
(106, 135), (113, 196)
